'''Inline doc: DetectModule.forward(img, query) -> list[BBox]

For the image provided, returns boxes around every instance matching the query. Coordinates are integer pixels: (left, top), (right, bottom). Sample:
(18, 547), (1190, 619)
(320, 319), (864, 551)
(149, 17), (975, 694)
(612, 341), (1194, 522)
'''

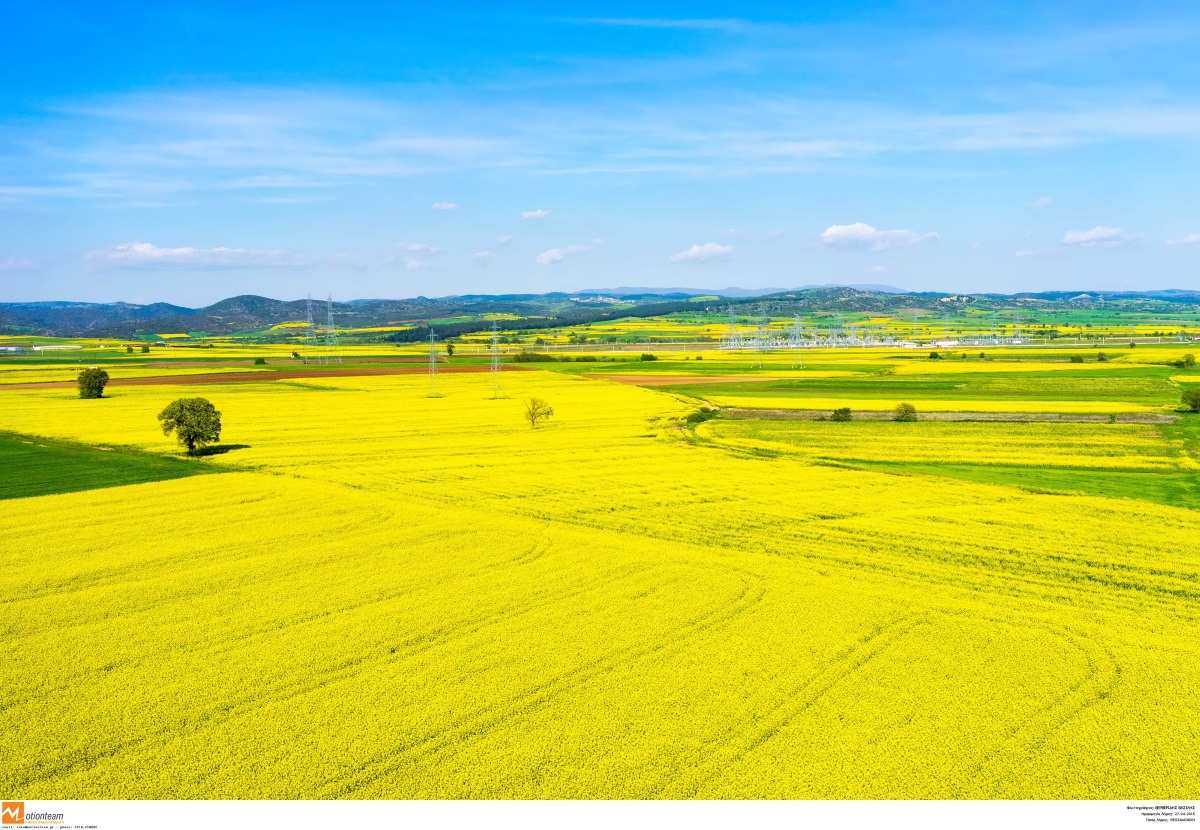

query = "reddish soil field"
(585, 374), (785, 386)
(1, 364), (522, 390)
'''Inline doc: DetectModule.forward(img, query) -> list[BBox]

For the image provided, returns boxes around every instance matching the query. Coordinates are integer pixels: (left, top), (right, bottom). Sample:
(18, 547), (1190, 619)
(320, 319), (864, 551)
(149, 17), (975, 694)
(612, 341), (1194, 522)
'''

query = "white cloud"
(0, 256), (36, 273)
(670, 242), (734, 263)
(84, 242), (305, 271)
(1031, 196), (1052, 210)
(820, 223), (938, 252)
(768, 229), (785, 237)
(536, 244), (588, 265)
(497, 234), (514, 245)
(431, 201), (460, 211)
(473, 251), (495, 266)
(522, 209), (550, 220)
(1062, 226), (1125, 247)
(1167, 233), (1200, 245)
(865, 265), (886, 273)
(1014, 249), (1040, 257)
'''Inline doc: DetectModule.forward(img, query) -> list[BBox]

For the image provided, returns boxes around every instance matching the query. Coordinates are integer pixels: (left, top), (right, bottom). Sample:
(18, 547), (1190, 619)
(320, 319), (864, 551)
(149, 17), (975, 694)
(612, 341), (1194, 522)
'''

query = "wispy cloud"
(4, 85), (1200, 207)
(395, 242), (439, 254)
(536, 244), (588, 265)
(0, 256), (36, 273)
(391, 242), (441, 269)
(820, 223), (938, 252)
(1167, 233), (1200, 245)
(322, 243), (443, 270)
(497, 234), (514, 245)
(85, 242), (306, 271)
(1031, 196), (1052, 210)
(670, 242), (733, 263)
(431, 201), (460, 210)
(473, 251), (495, 266)
(522, 209), (550, 220)
(1062, 226), (1126, 247)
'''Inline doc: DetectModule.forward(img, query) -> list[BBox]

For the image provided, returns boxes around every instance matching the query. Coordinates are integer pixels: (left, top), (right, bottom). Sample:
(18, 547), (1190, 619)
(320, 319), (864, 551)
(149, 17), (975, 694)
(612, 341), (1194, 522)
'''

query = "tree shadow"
(194, 443), (251, 457)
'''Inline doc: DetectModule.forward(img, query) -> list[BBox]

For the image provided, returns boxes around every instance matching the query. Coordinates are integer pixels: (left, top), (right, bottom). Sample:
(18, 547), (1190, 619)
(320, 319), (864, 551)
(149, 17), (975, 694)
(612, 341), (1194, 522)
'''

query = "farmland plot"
(0, 369), (1198, 798)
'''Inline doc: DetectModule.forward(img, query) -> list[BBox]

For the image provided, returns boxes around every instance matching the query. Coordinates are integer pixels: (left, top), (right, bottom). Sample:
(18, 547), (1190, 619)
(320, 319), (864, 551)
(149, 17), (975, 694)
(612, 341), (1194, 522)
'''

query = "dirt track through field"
(718, 408), (1176, 424)
(0, 364), (522, 390)
(586, 374), (786, 386)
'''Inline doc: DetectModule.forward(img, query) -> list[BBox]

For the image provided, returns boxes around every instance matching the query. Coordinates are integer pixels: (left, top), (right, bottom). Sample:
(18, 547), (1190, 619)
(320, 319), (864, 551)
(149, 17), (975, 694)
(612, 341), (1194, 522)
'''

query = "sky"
(2, 1), (1200, 305)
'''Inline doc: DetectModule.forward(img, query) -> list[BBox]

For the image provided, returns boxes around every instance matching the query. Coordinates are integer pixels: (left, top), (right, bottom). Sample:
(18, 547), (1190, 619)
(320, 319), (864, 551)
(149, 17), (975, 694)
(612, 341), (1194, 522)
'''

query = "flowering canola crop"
(0, 368), (1198, 799)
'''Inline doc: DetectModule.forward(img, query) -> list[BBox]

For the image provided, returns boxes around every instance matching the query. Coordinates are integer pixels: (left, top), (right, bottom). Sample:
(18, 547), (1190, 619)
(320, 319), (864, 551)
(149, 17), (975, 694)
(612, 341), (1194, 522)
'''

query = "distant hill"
(575, 283), (908, 297)
(575, 286), (788, 298)
(2, 287), (1199, 338)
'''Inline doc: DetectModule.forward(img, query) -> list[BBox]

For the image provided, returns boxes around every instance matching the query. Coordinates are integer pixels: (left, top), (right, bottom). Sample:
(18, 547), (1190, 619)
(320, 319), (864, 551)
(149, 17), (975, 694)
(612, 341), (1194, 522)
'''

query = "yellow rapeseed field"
(1, 368), (1198, 799)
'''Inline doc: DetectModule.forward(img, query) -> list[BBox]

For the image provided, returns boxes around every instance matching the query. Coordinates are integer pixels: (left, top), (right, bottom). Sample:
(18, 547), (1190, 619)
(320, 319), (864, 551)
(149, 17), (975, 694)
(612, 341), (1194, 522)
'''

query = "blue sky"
(2, 1), (1199, 304)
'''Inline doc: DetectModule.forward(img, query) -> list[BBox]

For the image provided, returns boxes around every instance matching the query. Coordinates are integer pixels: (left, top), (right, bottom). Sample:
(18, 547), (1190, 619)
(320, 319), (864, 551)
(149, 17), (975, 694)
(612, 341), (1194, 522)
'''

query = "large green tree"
(1183, 388), (1200, 413)
(77, 368), (109, 399)
(158, 398), (222, 455)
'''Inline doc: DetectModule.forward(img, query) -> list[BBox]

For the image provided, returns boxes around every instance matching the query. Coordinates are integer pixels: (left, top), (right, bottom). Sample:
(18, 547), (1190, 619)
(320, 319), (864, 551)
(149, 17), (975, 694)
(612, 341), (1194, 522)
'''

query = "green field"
(3, 336), (1200, 799)
(0, 431), (212, 500)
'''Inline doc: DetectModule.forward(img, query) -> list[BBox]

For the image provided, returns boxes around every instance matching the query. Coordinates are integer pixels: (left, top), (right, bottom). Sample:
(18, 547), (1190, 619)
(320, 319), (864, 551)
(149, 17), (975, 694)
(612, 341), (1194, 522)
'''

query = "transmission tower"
(427, 327), (439, 397)
(325, 295), (341, 364)
(303, 294), (321, 364)
(490, 320), (502, 399)
(791, 314), (804, 369)
(751, 303), (767, 368)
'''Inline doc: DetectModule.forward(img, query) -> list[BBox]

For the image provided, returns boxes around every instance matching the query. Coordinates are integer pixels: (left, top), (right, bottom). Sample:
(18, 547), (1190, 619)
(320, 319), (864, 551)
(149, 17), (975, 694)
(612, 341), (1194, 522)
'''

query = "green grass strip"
(0, 431), (214, 501)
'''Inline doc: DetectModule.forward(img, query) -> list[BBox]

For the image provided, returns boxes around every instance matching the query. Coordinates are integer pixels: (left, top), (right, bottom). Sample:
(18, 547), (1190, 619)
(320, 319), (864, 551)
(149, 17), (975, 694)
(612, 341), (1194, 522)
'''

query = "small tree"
(253, 357), (267, 365)
(1176, 353), (1196, 369)
(893, 402), (918, 422)
(830, 407), (852, 422)
(158, 397), (222, 455)
(1183, 388), (1200, 413)
(525, 397), (554, 429)
(140, 344), (150, 354)
(446, 343), (455, 357)
(1097, 352), (1110, 362)
(978, 352), (986, 360)
(1070, 354), (1084, 363)
(125, 344), (134, 353)
(640, 353), (658, 361)
(929, 351), (941, 360)
(77, 368), (109, 399)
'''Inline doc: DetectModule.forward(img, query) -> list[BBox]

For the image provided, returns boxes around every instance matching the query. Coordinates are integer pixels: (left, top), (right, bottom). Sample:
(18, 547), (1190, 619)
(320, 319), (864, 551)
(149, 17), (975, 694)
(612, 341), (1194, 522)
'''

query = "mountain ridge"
(3, 287), (1200, 338)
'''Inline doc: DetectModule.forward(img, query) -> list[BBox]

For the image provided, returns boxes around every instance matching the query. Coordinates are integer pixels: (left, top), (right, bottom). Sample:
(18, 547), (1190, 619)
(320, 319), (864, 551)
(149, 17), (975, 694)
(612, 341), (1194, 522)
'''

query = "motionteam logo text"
(3, 802), (65, 825)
